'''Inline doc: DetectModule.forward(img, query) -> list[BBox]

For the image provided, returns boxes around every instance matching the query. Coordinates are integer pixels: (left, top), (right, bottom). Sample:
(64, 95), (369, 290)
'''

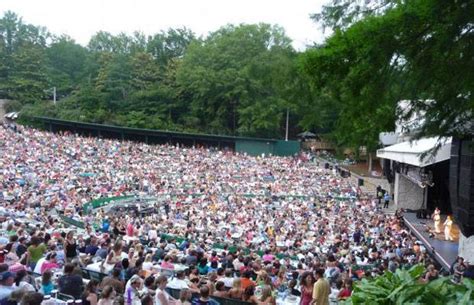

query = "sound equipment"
(340, 170), (349, 178)
(325, 163), (329, 169)
(450, 138), (474, 237)
(358, 178), (364, 186)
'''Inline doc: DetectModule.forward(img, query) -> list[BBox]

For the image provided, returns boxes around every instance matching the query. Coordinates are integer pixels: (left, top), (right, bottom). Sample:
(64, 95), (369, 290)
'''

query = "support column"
(459, 232), (474, 263)
(394, 172), (400, 206)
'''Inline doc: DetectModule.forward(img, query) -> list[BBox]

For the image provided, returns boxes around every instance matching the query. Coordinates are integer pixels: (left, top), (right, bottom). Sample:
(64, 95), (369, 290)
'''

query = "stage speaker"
(325, 163), (329, 169)
(450, 137), (474, 237)
(358, 178), (364, 186)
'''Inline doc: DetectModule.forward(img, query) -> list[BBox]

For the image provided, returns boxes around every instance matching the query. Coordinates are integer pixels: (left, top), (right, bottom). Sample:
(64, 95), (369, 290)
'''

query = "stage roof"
(376, 137), (452, 167)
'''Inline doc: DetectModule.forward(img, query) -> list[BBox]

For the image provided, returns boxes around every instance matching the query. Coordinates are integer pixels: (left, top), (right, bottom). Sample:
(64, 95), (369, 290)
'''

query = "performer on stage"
(432, 207), (442, 234)
(444, 215), (454, 241)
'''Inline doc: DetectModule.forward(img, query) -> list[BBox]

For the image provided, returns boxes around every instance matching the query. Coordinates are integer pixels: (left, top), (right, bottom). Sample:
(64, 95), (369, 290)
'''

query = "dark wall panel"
(450, 138), (474, 237)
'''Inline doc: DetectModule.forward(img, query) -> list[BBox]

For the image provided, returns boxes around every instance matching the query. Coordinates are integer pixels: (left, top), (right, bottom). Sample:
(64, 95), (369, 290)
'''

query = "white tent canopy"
(377, 137), (452, 167)
(4, 112), (19, 120)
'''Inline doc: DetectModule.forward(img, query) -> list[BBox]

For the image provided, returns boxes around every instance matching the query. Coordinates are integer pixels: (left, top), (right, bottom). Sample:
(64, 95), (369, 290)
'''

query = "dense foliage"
(0, 12), (309, 138)
(1, 0), (473, 143)
(302, 0), (474, 153)
(345, 265), (474, 305)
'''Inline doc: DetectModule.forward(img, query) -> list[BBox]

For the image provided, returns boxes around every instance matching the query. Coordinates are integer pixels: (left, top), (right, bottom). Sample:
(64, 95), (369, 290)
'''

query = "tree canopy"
(1, 12), (308, 138)
(301, 0), (473, 152)
(2, 1), (472, 144)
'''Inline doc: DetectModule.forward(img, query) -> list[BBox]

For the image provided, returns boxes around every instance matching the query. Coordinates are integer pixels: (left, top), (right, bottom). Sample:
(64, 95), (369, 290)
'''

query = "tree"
(311, 0), (397, 31)
(93, 51), (132, 107)
(1, 11), (314, 138)
(301, 14), (399, 169)
(392, 0), (474, 140)
(176, 23), (296, 137)
(130, 52), (161, 91)
(46, 35), (89, 97)
(8, 45), (49, 104)
(308, 0), (474, 146)
(147, 28), (196, 67)
(0, 11), (49, 102)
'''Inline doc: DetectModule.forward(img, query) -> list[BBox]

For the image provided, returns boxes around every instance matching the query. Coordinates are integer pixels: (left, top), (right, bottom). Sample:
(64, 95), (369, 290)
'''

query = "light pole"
(45, 87), (57, 105)
(285, 108), (289, 141)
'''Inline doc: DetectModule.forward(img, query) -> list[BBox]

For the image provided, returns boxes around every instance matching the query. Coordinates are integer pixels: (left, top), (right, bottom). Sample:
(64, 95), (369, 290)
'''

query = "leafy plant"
(345, 265), (474, 305)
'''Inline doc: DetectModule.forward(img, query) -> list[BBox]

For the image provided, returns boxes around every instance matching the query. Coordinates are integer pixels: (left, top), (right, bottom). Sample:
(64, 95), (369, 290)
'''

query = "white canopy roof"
(377, 137), (452, 167)
(4, 112), (19, 119)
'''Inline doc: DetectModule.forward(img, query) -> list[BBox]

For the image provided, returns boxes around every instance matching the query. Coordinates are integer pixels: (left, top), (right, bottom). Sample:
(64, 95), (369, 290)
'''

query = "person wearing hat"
(0, 271), (17, 301)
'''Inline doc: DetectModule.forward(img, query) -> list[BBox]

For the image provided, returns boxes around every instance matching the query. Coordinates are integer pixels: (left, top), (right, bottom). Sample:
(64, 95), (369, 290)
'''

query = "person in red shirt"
(126, 221), (135, 237)
(240, 270), (255, 290)
(338, 279), (352, 300)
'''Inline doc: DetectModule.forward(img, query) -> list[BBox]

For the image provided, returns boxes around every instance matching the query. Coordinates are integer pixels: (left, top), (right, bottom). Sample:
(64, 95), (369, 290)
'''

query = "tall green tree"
(176, 23), (296, 137)
(306, 0), (474, 146)
(1, 11), (314, 138)
(8, 45), (49, 104)
(147, 28), (195, 67)
(0, 11), (49, 105)
(46, 35), (88, 97)
(300, 14), (399, 166)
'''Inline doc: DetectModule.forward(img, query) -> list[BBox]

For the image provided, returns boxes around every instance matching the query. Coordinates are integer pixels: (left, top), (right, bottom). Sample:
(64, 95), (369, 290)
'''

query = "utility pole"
(285, 108), (289, 141)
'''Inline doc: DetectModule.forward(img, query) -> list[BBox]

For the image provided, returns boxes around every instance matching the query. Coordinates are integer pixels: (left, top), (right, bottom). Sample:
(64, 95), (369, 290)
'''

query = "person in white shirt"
(164, 241), (177, 252)
(167, 271), (189, 290)
(233, 257), (243, 271)
(156, 275), (175, 305)
(13, 270), (36, 292)
(329, 280), (343, 305)
(221, 269), (235, 288)
(33, 257), (46, 274)
(148, 226), (158, 241)
(141, 276), (156, 297)
(0, 271), (17, 301)
(124, 275), (142, 305)
(142, 254), (154, 271)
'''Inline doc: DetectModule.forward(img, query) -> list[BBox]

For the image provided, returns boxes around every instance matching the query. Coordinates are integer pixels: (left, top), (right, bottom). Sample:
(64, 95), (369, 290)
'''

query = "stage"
(403, 212), (459, 270)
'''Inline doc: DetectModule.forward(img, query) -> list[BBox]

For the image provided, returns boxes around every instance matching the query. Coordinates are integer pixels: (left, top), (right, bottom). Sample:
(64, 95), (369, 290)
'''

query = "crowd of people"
(0, 123), (472, 305)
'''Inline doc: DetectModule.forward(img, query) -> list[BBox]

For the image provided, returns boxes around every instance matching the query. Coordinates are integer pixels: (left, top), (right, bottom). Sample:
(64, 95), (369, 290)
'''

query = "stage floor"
(403, 212), (459, 270)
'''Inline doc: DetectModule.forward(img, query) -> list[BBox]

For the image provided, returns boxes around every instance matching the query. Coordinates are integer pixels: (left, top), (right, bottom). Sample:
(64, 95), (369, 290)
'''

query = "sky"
(1, 0), (330, 50)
